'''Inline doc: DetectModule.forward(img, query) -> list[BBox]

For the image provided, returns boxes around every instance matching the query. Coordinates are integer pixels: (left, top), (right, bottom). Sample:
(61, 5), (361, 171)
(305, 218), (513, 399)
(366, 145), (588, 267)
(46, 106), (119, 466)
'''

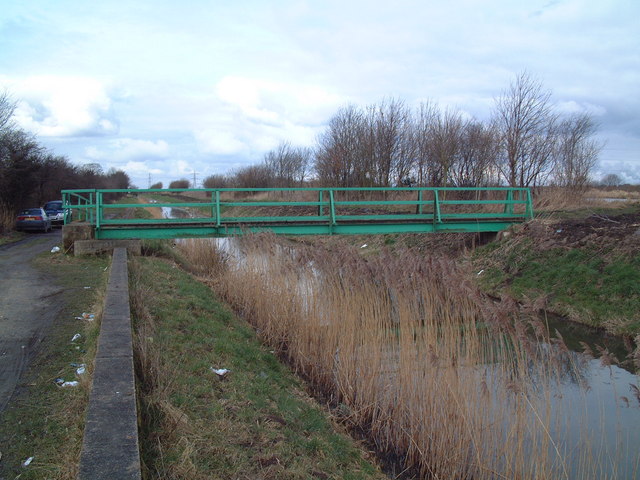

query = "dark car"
(16, 208), (52, 233)
(43, 200), (70, 226)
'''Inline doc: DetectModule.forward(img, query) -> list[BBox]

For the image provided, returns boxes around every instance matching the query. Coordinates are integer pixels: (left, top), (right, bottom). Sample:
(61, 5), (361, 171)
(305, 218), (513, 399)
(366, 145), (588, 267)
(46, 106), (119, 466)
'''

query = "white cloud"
(556, 100), (606, 117)
(216, 76), (343, 126)
(189, 76), (341, 157)
(85, 138), (169, 162)
(1, 75), (119, 137)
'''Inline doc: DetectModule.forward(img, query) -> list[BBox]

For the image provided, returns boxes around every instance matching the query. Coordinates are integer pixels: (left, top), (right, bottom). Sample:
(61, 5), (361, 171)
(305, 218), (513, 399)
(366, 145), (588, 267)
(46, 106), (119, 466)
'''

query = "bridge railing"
(62, 186), (533, 236)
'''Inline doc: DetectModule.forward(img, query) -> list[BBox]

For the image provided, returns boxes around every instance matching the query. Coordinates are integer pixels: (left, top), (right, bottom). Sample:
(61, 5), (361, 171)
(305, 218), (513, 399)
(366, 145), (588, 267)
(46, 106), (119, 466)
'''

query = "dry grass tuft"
(0, 201), (15, 233)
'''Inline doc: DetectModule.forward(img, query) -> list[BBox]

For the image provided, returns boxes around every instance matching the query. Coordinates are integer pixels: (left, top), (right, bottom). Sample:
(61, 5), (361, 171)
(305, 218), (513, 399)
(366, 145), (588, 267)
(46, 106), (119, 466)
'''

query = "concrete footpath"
(78, 248), (141, 479)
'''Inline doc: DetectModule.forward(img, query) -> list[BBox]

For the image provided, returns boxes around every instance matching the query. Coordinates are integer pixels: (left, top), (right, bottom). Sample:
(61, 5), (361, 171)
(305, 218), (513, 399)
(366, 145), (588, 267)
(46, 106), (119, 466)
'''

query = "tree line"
(0, 90), (131, 231)
(201, 72), (603, 192)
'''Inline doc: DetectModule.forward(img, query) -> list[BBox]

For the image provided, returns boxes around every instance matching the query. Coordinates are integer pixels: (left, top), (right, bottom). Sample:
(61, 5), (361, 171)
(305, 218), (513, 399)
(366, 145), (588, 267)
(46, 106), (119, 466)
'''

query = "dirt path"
(0, 231), (64, 412)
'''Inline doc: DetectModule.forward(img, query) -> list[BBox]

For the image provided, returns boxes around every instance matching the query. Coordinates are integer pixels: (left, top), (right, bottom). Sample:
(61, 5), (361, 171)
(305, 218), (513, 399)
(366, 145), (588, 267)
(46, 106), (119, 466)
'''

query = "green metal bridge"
(61, 187), (533, 239)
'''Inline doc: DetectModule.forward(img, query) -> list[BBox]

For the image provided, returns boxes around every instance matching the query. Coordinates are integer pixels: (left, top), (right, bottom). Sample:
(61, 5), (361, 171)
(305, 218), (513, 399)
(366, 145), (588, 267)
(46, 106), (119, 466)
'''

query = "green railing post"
(416, 189), (423, 215)
(504, 189), (514, 215)
(96, 191), (102, 229)
(211, 191), (216, 220)
(434, 190), (442, 224)
(526, 189), (534, 220)
(329, 189), (336, 234)
(215, 190), (221, 227)
(318, 190), (324, 217)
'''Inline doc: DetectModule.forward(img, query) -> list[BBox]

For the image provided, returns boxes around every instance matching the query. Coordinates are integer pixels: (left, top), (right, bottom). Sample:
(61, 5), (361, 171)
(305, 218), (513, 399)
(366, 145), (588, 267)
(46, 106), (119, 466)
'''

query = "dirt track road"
(0, 231), (64, 412)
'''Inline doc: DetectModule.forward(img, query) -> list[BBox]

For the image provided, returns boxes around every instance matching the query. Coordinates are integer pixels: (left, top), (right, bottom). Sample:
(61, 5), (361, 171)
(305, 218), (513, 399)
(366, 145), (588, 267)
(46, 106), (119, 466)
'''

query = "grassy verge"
(0, 231), (26, 246)
(473, 228), (640, 335)
(0, 252), (110, 479)
(130, 253), (386, 480)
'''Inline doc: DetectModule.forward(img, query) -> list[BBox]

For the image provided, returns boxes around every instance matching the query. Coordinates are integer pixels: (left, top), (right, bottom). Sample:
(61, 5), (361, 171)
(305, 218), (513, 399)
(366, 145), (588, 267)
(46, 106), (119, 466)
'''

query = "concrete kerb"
(78, 247), (141, 480)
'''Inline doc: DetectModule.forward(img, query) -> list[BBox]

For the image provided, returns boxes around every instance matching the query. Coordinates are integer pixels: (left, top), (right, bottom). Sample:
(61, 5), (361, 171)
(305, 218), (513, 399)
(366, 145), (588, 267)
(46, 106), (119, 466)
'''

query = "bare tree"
(264, 141), (311, 187)
(232, 164), (274, 188)
(600, 173), (622, 187)
(451, 120), (500, 187)
(427, 107), (465, 186)
(413, 101), (439, 185)
(202, 174), (229, 189)
(552, 113), (602, 192)
(315, 105), (368, 187)
(368, 98), (414, 187)
(168, 179), (190, 189)
(0, 90), (16, 133)
(493, 72), (557, 187)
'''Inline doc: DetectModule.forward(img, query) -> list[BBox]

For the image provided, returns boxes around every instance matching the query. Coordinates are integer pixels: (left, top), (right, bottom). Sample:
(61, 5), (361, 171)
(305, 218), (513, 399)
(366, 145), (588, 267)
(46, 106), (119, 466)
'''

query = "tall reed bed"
(179, 235), (633, 479)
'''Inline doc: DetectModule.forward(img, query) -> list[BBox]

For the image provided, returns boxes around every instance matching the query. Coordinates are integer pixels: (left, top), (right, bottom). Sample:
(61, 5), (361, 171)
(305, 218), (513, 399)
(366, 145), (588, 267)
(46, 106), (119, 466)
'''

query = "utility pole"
(148, 173), (151, 188)
(193, 170), (198, 188)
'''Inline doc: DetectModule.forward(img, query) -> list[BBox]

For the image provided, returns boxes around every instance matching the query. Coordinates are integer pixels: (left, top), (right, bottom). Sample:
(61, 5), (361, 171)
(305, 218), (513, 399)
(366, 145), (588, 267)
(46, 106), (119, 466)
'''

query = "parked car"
(43, 200), (71, 226)
(16, 208), (52, 233)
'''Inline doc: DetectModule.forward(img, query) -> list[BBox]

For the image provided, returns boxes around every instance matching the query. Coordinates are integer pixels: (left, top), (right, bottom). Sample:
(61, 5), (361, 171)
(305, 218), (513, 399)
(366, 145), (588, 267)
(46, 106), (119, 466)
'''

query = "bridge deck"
(62, 187), (533, 239)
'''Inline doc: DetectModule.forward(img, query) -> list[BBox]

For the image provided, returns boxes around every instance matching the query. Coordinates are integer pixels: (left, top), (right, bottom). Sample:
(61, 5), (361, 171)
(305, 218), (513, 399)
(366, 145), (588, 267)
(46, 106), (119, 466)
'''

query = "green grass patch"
(130, 255), (385, 480)
(0, 230), (26, 246)
(475, 242), (640, 333)
(0, 253), (110, 479)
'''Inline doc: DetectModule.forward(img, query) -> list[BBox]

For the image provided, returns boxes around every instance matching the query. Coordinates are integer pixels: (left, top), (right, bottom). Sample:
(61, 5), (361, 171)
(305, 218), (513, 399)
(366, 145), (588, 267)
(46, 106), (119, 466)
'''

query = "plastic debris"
(210, 367), (230, 377)
(83, 286), (91, 289)
(50, 246), (61, 253)
(56, 378), (79, 387)
(71, 333), (81, 342)
(22, 456), (34, 467)
(360, 244), (368, 248)
(477, 269), (485, 276)
(76, 366), (86, 375)
(556, 229), (563, 233)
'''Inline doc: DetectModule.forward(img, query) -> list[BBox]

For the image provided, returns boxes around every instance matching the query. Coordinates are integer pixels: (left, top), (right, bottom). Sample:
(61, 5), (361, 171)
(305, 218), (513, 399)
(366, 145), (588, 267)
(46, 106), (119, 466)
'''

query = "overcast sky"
(1, 0), (638, 188)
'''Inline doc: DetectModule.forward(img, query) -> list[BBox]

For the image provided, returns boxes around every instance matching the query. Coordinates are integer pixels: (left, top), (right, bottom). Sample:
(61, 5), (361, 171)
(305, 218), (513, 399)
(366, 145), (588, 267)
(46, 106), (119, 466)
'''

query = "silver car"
(16, 208), (52, 233)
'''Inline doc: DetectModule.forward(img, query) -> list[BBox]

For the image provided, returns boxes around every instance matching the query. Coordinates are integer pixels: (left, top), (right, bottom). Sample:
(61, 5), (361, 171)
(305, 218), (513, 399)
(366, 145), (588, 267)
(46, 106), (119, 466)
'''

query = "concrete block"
(62, 223), (95, 252)
(74, 239), (142, 256)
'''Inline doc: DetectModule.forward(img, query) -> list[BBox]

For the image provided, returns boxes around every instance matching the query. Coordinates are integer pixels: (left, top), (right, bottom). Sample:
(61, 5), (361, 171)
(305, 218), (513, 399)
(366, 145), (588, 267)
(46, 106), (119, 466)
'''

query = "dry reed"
(179, 235), (635, 479)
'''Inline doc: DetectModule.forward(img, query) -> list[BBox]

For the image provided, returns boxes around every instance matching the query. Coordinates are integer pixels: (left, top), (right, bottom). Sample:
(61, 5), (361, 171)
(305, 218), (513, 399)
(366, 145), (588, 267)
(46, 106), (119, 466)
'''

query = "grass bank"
(472, 210), (640, 336)
(130, 251), (385, 480)
(0, 252), (109, 479)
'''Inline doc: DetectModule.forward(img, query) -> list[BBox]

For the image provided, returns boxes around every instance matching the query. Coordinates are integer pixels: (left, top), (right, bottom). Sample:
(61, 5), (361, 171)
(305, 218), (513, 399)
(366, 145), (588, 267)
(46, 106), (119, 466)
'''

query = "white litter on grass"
(477, 269), (485, 276)
(22, 456), (34, 467)
(71, 333), (81, 342)
(50, 246), (60, 253)
(360, 244), (368, 248)
(211, 367), (230, 377)
(76, 366), (86, 375)
(83, 286), (91, 289)
(61, 381), (79, 388)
